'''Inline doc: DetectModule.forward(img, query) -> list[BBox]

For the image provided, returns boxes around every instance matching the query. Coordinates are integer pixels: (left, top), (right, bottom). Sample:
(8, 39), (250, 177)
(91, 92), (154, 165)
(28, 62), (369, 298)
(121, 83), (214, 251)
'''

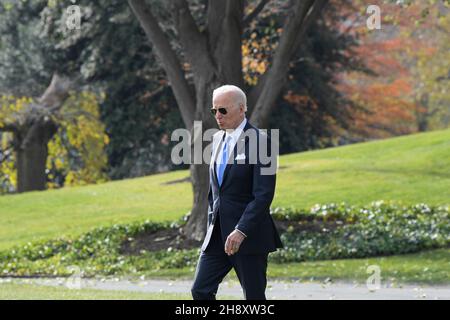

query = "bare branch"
(171, 0), (216, 79)
(211, 0), (245, 86)
(38, 73), (72, 110)
(206, 0), (227, 52)
(139, 84), (167, 104)
(0, 123), (19, 133)
(249, 0), (317, 113)
(247, 71), (268, 114)
(128, 0), (195, 129)
(250, 0), (329, 127)
(292, 0), (328, 50)
(243, 0), (269, 28)
(0, 143), (14, 165)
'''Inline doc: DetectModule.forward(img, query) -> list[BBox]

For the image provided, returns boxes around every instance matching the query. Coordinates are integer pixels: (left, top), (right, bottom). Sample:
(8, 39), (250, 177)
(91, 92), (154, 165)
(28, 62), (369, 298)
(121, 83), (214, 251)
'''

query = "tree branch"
(38, 73), (72, 111)
(250, 0), (329, 128)
(243, 0), (269, 28)
(139, 84), (168, 104)
(0, 123), (19, 133)
(171, 0), (216, 80)
(215, 0), (245, 86)
(128, 0), (195, 129)
(0, 143), (14, 165)
(292, 0), (328, 50)
(19, 122), (40, 150)
(206, 0), (227, 53)
(247, 72), (268, 115)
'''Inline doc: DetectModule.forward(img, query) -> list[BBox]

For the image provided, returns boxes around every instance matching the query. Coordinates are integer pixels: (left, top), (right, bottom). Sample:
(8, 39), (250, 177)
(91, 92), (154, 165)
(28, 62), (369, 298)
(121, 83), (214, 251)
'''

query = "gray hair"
(213, 85), (247, 112)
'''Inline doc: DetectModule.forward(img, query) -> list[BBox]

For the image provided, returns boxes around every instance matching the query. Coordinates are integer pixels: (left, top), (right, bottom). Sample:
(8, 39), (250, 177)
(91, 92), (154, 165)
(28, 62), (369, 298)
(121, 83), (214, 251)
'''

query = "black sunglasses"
(210, 107), (228, 116)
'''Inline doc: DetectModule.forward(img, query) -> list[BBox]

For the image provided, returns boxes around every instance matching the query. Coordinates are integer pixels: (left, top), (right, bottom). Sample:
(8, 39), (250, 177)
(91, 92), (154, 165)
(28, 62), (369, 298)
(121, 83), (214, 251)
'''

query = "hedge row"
(0, 202), (448, 277)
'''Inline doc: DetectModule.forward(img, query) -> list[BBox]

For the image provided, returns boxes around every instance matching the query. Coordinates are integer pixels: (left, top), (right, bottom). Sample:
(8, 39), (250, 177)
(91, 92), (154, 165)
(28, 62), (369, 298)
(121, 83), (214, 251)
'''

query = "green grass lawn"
(0, 282), (192, 300)
(1, 248), (448, 299)
(0, 129), (449, 250)
(267, 248), (450, 285)
(131, 248), (449, 285)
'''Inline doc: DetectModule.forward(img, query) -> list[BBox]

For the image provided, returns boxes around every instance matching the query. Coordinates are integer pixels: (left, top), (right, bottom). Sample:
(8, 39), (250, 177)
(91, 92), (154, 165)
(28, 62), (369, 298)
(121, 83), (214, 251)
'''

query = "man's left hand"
(225, 230), (245, 255)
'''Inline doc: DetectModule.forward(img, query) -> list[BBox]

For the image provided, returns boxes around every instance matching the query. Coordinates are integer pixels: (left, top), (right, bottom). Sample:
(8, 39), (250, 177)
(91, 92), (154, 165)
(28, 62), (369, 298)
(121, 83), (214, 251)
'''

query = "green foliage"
(1, 203), (448, 279)
(0, 218), (189, 277)
(270, 202), (450, 263)
(0, 92), (109, 192)
(0, 1), (51, 97)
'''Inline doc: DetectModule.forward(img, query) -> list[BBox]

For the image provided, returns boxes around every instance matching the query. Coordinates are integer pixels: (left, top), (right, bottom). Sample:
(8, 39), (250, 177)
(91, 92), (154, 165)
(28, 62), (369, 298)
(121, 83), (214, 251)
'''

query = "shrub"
(0, 201), (448, 276)
(269, 202), (450, 263)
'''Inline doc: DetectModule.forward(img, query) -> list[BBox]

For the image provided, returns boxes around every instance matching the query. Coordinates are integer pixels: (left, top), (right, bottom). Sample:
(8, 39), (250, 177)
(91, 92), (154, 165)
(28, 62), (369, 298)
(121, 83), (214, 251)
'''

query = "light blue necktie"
(217, 136), (231, 186)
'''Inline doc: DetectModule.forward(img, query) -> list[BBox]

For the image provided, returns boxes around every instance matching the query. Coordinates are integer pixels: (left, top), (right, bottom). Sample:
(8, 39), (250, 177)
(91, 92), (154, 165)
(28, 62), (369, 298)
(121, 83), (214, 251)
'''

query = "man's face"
(212, 93), (244, 130)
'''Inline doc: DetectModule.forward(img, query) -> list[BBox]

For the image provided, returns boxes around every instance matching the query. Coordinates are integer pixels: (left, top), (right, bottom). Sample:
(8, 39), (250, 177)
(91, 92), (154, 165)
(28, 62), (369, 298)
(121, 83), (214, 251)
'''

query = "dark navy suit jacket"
(201, 121), (283, 255)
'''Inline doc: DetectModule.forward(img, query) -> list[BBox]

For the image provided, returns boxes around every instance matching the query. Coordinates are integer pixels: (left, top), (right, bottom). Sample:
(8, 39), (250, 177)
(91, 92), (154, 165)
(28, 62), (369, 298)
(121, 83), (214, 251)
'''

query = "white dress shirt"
(215, 117), (248, 238)
(215, 117), (247, 169)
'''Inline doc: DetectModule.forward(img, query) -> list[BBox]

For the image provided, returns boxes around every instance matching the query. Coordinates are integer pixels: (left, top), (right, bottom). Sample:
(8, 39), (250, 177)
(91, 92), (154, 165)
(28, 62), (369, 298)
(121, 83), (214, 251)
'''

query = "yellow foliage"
(0, 95), (32, 125)
(242, 27), (277, 86)
(0, 92), (109, 192)
(47, 91), (109, 188)
(0, 95), (31, 192)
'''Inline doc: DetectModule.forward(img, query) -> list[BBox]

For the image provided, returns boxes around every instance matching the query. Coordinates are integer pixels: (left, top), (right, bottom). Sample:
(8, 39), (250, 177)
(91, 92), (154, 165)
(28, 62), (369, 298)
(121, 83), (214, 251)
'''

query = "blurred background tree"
(337, 0), (449, 140)
(0, 1), (109, 193)
(0, 76), (109, 194)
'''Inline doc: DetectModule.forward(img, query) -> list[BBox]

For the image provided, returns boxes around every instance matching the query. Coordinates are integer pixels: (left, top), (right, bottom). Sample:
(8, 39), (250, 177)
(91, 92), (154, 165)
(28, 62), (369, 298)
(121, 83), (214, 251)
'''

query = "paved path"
(2, 277), (449, 300)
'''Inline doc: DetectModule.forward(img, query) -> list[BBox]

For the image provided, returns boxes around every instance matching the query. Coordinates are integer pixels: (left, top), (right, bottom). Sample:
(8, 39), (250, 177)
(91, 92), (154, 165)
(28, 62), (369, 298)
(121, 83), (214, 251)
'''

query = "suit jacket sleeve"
(207, 184), (213, 226)
(235, 134), (276, 237)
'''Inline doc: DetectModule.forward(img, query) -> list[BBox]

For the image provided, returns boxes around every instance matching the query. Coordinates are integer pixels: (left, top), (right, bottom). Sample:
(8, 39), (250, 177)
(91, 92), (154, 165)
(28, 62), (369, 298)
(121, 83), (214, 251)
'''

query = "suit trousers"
(191, 213), (269, 300)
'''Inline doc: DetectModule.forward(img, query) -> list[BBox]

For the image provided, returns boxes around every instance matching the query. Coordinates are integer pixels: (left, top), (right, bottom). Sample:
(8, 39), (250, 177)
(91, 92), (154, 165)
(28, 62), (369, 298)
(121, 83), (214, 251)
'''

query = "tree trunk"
(417, 93), (429, 132)
(184, 163), (210, 240)
(11, 73), (70, 193)
(182, 79), (220, 241)
(181, 0), (245, 240)
(16, 123), (57, 192)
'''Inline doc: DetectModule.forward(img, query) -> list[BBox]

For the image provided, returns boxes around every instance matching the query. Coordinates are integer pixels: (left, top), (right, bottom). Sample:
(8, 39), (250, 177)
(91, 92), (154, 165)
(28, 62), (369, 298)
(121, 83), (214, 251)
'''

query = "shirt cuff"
(235, 228), (247, 238)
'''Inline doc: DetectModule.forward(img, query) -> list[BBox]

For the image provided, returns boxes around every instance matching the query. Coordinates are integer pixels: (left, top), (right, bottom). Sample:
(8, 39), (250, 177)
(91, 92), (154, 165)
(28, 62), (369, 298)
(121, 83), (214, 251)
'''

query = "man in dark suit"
(191, 85), (283, 300)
